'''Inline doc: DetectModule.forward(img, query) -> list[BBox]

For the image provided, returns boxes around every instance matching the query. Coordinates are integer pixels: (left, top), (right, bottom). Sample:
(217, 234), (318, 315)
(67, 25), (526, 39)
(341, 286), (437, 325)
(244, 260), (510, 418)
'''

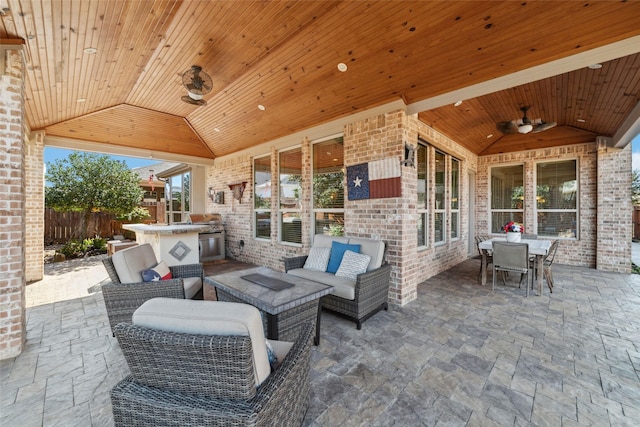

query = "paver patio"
(1, 256), (639, 426)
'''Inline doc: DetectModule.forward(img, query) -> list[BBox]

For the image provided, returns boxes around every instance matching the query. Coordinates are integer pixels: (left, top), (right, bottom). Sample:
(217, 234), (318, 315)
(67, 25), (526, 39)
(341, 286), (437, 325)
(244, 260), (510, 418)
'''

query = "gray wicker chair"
(284, 256), (391, 330)
(492, 241), (531, 296)
(102, 243), (203, 333)
(111, 319), (314, 427)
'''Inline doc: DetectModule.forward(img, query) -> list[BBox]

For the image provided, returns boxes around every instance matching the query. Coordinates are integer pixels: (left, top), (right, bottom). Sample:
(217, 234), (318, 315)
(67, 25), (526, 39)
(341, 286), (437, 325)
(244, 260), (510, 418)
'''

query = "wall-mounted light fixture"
(402, 143), (416, 168)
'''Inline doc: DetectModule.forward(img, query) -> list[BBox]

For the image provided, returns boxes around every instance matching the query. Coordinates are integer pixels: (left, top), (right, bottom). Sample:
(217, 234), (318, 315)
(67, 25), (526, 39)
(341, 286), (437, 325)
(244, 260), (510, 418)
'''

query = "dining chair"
(543, 239), (560, 292)
(475, 235), (493, 282)
(492, 242), (531, 296)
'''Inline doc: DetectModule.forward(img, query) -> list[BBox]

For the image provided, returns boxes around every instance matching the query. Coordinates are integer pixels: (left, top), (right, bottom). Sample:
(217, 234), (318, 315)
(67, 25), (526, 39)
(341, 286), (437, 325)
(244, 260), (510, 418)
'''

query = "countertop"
(122, 223), (212, 235)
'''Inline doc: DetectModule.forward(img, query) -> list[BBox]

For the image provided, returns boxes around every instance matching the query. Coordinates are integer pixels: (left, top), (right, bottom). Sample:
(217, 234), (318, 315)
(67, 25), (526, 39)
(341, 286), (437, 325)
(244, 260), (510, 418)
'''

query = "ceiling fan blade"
(181, 95), (207, 106)
(496, 121), (518, 134)
(531, 121), (557, 133)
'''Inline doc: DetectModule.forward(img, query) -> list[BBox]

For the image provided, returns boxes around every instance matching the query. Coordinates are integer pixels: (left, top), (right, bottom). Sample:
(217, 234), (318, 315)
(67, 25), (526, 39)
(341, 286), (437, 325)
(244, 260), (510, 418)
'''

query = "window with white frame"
(536, 160), (577, 238)
(312, 136), (344, 236)
(417, 141), (428, 247)
(490, 164), (524, 233)
(165, 170), (190, 224)
(434, 150), (446, 243)
(279, 147), (302, 244)
(254, 155), (271, 239)
(451, 157), (460, 240)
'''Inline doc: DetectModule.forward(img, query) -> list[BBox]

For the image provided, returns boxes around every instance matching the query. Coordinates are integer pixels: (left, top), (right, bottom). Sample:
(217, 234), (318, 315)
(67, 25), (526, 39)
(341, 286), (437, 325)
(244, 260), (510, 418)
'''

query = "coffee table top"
(205, 266), (334, 314)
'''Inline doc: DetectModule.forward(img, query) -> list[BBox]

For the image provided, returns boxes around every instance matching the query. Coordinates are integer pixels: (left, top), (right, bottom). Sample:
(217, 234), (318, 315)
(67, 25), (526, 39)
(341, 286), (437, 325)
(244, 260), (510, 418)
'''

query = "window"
(312, 136), (344, 236)
(490, 165), (524, 233)
(279, 147), (302, 244)
(165, 170), (190, 223)
(451, 157), (460, 240)
(536, 160), (577, 238)
(434, 151), (446, 243)
(417, 141), (428, 247)
(254, 155), (271, 239)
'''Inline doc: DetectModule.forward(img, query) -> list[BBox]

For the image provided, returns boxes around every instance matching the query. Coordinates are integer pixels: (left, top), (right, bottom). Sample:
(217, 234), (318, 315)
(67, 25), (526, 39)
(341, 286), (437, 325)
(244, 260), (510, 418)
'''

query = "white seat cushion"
(182, 277), (202, 299)
(347, 237), (385, 271)
(286, 268), (357, 300)
(111, 243), (158, 284)
(133, 298), (275, 386)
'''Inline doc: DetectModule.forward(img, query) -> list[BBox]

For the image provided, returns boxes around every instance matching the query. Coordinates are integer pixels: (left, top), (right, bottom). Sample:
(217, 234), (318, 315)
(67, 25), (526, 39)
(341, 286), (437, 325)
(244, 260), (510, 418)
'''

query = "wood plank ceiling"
(1, 1), (640, 161)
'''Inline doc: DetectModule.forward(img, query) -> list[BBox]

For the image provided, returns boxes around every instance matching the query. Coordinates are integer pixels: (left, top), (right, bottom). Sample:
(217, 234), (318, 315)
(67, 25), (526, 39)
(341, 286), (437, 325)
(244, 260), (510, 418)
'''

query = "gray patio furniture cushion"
(348, 237), (385, 271)
(286, 268), (358, 300)
(110, 242), (202, 299)
(132, 297), (281, 386)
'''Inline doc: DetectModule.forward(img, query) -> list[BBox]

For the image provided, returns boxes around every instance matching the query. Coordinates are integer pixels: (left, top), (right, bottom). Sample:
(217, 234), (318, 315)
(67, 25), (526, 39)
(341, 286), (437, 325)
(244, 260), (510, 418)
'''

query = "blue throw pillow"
(326, 241), (361, 274)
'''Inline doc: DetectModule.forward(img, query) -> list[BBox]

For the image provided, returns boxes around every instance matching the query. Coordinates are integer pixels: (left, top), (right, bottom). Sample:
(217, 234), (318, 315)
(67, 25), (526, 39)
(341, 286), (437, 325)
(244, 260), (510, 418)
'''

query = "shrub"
(56, 237), (107, 260)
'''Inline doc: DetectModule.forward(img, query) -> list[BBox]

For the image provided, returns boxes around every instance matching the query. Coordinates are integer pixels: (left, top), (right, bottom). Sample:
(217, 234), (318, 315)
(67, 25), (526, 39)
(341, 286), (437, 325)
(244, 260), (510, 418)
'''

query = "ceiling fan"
(180, 65), (213, 106)
(496, 106), (557, 134)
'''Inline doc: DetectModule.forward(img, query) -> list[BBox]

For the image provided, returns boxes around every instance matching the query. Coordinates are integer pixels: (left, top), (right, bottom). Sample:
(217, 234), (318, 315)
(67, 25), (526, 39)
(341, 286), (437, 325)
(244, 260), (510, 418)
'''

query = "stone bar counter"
(122, 223), (211, 266)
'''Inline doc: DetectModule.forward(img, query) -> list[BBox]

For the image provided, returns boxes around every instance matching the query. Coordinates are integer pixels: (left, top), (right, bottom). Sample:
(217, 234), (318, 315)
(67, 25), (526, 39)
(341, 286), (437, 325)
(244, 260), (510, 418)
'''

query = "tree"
(45, 152), (145, 238)
(633, 170), (640, 205)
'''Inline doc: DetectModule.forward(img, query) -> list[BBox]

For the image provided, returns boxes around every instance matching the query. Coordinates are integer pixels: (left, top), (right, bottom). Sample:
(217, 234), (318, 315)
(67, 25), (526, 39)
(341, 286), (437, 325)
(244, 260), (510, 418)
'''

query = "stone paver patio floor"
(2, 256), (640, 426)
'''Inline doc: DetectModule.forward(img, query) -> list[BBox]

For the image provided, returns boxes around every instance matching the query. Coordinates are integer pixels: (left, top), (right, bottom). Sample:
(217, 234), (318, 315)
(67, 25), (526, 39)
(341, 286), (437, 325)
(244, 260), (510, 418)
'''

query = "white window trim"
(451, 157), (461, 241)
(534, 158), (579, 240)
(417, 140), (429, 249)
(488, 163), (525, 234)
(311, 135), (345, 241)
(278, 146), (303, 246)
(253, 154), (272, 241)
(434, 150), (446, 245)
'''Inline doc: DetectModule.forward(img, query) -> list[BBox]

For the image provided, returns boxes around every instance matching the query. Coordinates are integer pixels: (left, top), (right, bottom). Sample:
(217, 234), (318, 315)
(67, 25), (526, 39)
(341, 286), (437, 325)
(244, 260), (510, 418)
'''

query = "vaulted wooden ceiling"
(1, 1), (639, 162)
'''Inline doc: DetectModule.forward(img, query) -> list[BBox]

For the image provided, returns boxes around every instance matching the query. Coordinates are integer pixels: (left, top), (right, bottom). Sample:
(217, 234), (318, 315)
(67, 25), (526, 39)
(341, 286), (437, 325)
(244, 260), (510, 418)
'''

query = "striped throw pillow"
(335, 250), (371, 280)
(303, 246), (331, 271)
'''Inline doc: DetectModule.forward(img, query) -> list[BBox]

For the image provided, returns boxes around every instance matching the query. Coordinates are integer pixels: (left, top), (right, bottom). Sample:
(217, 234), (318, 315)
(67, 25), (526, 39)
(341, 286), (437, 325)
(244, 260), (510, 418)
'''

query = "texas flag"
(347, 158), (401, 200)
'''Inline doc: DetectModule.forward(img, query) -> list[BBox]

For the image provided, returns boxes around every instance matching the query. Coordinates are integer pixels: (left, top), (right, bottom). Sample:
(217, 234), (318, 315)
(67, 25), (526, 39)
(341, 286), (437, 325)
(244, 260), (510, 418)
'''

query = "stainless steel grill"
(186, 213), (225, 261)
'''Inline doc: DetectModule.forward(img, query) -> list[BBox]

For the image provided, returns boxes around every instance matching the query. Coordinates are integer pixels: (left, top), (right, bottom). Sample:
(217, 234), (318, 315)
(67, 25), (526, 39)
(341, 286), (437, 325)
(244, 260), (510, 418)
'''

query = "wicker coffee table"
(205, 266), (334, 345)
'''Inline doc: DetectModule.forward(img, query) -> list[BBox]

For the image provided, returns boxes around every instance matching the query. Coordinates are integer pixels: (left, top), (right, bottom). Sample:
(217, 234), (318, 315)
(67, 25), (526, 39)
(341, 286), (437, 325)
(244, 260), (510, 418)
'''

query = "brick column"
(596, 142), (632, 273)
(25, 131), (44, 282)
(0, 41), (26, 359)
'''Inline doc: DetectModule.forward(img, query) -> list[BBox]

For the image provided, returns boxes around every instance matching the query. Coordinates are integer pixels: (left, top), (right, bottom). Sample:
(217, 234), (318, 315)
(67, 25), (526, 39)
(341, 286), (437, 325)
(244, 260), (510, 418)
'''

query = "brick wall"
(478, 143), (599, 268)
(25, 131), (44, 282)
(597, 144), (632, 273)
(0, 45), (26, 359)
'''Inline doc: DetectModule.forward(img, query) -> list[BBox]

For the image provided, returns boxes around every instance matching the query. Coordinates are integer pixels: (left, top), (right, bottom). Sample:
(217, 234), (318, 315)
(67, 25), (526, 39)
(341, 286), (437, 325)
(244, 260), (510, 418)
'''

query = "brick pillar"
(0, 42), (27, 359)
(597, 142), (632, 273)
(25, 131), (44, 282)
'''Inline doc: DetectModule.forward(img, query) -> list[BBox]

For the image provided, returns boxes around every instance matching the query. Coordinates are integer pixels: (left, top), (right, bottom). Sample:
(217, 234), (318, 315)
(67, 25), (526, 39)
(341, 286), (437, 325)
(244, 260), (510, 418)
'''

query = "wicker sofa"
(101, 243), (203, 333)
(111, 298), (314, 427)
(284, 234), (391, 329)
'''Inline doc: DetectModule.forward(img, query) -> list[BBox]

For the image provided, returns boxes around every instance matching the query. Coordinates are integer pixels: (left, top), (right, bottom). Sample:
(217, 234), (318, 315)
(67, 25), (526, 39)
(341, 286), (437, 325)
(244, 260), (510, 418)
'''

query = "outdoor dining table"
(478, 237), (552, 296)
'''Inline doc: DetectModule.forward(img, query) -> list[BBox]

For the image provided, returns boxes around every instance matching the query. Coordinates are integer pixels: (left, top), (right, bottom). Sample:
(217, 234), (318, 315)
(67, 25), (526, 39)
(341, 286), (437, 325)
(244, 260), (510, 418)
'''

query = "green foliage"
(45, 152), (145, 237)
(57, 237), (107, 259)
(313, 172), (344, 208)
(116, 206), (151, 222)
(45, 152), (144, 215)
(633, 170), (640, 205)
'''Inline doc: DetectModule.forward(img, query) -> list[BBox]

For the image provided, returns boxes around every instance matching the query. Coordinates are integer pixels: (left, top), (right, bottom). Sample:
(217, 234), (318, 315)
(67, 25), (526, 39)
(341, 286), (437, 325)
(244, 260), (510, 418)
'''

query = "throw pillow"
(326, 241), (361, 274)
(265, 340), (277, 371)
(303, 246), (331, 271)
(141, 260), (173, 282)
(335, 250), (371, 280)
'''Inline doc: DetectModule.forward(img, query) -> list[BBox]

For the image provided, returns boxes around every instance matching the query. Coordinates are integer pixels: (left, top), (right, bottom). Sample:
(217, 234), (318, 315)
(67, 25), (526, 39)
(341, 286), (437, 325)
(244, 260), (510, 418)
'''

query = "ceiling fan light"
(187, 91), (203, 100)
(518, 124), (533, 134)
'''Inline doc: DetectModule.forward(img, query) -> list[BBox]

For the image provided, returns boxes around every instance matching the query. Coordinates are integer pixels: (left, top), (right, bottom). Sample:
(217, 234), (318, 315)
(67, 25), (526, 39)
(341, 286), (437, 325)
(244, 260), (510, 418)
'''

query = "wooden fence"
(44, 209), (125, 244)
(634, 206), (640, 241)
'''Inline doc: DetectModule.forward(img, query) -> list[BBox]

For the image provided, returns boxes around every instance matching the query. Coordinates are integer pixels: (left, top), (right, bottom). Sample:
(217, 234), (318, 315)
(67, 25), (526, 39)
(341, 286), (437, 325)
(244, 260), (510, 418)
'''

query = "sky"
(44, 147), (160, 171)
(632, 134), (640, 172)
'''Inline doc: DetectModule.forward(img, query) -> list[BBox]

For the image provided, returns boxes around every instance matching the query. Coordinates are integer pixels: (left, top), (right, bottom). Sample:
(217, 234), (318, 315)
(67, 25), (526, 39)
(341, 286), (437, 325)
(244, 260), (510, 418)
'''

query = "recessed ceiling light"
(333, 158), (338, 162)
(77, 98), (86, 103)
(258, 104), (265, 111)
(337, 63), (347, 72)
(486, 134), (493, 139)
(577, 118), (586, 123)
(213, 127), (220, 132)
(454, 100), (463, 107)
(588, 63), (602, 69)
(83, 47), (97, 54)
